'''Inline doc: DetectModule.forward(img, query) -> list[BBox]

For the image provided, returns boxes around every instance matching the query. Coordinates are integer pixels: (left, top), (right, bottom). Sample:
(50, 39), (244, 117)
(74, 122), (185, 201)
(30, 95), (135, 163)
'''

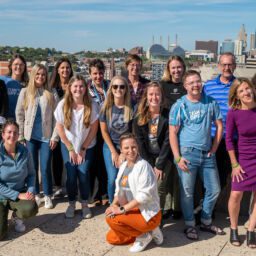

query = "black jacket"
(0, 79), (8, 118)
(133, 112), (172, 171)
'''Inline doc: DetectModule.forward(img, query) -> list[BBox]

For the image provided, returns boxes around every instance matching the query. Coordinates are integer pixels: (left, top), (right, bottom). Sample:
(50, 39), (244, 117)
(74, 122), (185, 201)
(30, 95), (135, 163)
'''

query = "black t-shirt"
(160, 80), (186, 114)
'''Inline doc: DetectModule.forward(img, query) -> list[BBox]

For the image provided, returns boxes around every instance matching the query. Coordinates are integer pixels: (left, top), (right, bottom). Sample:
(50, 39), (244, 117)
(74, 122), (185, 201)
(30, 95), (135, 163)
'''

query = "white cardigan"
(115, 158), (160, 222)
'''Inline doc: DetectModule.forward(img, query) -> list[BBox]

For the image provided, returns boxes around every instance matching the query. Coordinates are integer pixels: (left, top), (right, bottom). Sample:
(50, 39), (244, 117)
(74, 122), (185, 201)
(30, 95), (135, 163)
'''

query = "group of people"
(0, 52), (256, 252)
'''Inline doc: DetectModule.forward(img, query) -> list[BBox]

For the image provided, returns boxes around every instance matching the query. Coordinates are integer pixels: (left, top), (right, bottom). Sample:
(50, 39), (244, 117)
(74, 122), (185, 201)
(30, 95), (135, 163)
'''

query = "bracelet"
(119, 206), (126, 214)
(231, 162), (240, 168)
(175, 156), (182, 164)
(68, 144), (74, 152)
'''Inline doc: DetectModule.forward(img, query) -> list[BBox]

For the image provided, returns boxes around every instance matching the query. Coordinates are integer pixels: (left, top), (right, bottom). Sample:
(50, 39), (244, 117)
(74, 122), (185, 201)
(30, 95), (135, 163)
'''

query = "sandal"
(230, 228), (241, 247)
(200, 223), (225, 235)
(184, 226), (199, 240)
(247, 231), (256, 249)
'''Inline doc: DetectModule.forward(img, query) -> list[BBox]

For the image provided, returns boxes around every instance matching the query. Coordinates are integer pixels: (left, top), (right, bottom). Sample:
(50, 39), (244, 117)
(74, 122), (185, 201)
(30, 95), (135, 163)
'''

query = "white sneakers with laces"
(151, 226), (164, 245)
(129, 232), (153, 253)
(44, 196), (53, 209)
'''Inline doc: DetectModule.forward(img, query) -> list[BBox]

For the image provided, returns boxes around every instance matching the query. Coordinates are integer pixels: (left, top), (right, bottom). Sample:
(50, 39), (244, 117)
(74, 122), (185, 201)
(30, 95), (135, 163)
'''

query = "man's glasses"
(112, 84), (126, 90)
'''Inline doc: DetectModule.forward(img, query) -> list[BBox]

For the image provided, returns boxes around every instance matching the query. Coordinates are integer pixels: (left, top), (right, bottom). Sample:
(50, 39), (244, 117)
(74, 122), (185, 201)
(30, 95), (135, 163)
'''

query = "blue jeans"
(26, 139), (53, 196)
(61, 143), (94, 202)
(102, 142), (119, 203)
(176, 147), (220, 227)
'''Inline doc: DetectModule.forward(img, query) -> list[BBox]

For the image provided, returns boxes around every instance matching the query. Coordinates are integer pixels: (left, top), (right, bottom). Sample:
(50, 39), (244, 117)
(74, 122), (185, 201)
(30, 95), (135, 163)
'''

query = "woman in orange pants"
(105, 133), (163, 253)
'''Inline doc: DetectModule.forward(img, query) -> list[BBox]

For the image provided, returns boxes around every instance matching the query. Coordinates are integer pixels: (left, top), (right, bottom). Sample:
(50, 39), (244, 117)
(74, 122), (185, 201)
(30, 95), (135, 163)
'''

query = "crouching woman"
(0, 120), (38, 240)
(105, 133), (163, 253)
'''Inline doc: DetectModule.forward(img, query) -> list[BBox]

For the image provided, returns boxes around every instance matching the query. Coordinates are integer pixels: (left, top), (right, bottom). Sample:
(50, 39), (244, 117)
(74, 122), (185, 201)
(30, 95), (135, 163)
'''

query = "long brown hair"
(137, 81), (164, 126)
(100, 75), (132, 123)
(229, 77), (256, 109)
(63, 74), (92, 130)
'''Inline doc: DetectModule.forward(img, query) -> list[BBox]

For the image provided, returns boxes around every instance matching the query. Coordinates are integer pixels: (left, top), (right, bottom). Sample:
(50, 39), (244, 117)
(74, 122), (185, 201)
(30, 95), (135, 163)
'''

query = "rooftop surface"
(0, 198), (254, 256)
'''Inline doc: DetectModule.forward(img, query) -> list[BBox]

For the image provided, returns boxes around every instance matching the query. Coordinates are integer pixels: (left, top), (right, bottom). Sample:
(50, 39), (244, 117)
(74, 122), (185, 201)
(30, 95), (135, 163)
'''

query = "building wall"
(195, 40), (218, 58)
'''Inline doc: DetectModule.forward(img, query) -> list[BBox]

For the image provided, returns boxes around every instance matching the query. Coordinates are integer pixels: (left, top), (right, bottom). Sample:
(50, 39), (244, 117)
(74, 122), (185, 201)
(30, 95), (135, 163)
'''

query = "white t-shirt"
(54, 99), (99, 153)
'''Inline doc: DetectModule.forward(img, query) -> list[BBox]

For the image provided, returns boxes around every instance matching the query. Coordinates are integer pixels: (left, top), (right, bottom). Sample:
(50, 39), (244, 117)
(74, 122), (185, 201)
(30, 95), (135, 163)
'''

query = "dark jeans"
(61, 143), (95, 202)
(52, 142), (63, 187)
(26, 139), (53, 195)
(89, 130), (108, 201)
(0, 199), (38, 240)
(215, 139), (232, 190)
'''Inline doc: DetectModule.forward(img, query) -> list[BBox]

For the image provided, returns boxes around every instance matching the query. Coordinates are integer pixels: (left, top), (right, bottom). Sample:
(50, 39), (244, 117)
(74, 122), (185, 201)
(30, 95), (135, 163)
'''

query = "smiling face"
(127, 60), (141, 77)
(111, 78), (126, 100)
(2, 124), (19, 147)
(147, 86), (162, 109)
(11, 58), (25, 80)
(90, 67), (104, 86)
(70, 79), (86, 100)
(184, 74), (202, 98)
(58, 61), (71, 80)
(121, 138), (139, 163)
(218, 55), (236, 81)
(34, 68), (47, 88)
(169, 59), (184, 83)
(236, 82), (255, 107)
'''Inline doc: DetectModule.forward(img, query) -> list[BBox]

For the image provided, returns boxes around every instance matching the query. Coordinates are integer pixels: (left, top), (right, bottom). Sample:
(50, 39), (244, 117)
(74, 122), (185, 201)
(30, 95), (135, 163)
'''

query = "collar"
(216, 74), (236, 87)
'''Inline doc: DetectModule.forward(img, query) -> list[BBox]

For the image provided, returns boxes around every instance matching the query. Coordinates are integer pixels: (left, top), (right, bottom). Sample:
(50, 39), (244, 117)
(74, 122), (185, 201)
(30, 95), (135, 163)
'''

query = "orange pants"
(106, 209), (161, 245)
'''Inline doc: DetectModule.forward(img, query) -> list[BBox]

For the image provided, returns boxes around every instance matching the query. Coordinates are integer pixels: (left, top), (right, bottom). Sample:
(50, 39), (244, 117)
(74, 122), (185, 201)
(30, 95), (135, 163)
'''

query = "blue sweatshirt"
(0, 142), (35, 201)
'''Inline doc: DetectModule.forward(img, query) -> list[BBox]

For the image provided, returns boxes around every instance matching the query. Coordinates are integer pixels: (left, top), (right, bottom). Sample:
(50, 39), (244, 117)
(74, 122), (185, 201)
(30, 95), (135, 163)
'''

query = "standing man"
(203, 52), (236, 190)
(169, 70), (224, 240)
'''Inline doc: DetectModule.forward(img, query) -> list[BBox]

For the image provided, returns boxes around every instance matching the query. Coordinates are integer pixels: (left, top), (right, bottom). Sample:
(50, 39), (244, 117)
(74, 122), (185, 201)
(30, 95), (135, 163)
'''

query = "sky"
(0, 0), (255, 53)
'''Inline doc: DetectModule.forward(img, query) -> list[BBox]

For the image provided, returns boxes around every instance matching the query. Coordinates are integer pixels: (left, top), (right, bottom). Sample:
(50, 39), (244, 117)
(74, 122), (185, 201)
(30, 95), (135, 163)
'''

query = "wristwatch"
(119, 206), (126, 214)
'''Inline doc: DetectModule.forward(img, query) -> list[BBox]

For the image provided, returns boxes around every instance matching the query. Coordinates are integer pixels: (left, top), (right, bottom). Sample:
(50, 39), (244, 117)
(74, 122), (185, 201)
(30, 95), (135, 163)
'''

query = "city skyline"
(0, 0), (256, 53)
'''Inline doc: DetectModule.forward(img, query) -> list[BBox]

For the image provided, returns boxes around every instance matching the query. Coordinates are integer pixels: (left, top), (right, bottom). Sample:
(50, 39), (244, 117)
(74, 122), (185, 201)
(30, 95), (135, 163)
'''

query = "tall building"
(234, 40), (243, 56)
(237, 24), (247, 52)
(195, 40), (218, 59)
(151, 61), (166, 81)
(220, 39), (235, 54)
(250, 31), (256, 50)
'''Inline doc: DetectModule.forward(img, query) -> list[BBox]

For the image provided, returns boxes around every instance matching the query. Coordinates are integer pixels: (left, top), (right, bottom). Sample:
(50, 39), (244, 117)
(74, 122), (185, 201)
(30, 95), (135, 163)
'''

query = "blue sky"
(0, 0), (255, 53)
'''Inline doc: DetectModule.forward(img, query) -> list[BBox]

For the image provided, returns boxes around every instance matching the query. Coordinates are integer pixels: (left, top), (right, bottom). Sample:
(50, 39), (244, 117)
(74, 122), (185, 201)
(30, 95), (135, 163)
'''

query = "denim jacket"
(0, 142), (36, 201)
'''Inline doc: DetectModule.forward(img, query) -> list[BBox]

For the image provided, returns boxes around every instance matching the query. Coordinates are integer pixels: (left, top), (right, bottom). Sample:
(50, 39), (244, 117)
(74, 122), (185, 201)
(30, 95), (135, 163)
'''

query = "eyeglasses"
(220, 63), (234, 68)
(112, 84), (126, 90)
(185, 80), (202, 86)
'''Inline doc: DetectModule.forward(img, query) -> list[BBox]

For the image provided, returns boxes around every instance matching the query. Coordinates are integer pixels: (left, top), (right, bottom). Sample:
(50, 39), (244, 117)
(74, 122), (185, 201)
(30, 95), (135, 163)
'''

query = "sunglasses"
(112, 84), (126, 90)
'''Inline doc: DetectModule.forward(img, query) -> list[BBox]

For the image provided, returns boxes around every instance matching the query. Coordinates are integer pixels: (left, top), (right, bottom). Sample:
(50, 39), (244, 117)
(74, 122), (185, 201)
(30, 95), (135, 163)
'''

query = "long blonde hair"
(23, 64), (53, 109)
(137, 81), (163, 126)
(229, 77), (256, 109)
(63, 74), (92, 130)
(100, 75), (132, 123)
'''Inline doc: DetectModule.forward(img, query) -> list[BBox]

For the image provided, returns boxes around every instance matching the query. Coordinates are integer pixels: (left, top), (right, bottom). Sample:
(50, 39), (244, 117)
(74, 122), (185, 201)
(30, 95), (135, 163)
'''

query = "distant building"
(250, 31), (256, 50)
(151, 61), (166, 81)
(185, 50), (214, 61)
(246, 57), (256, 68)
(195, 40), (218, 59)
(169, 44), (185, 58)
(234, 40), (243, 56)
(237, 24), (247, 52)
(220, 39), (235, 54)
(0, 61), (9, 76)
(147, 44), (170, 60)
(129, 46), (144, 56)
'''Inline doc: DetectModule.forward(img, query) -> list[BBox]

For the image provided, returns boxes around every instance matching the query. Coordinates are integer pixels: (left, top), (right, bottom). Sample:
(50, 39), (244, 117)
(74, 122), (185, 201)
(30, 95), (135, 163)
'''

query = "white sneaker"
(82, 206), (93, 219)
(65, 203), (76, 218)
(11, 213), (26, 233)
(129, 233), (152, 253)
(44, 196), (53, 209)
(35, 194), (42, 207)
(151, 226), (163, 245)
(53, 187), (63, 198)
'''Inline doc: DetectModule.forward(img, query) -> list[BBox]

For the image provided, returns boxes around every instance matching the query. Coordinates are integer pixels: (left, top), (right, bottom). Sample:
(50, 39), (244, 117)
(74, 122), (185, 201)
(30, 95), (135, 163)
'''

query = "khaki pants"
(0, 199), (38, 240)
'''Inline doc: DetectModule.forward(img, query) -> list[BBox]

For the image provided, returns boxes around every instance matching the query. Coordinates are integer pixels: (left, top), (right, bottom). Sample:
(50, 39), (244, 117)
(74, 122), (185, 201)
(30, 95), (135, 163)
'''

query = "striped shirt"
(203, 74), (235, 137)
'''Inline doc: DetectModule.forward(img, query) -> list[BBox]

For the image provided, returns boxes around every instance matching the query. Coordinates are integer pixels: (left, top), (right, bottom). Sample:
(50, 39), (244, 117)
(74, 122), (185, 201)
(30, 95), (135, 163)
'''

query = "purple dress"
(226, 108), (256, 191)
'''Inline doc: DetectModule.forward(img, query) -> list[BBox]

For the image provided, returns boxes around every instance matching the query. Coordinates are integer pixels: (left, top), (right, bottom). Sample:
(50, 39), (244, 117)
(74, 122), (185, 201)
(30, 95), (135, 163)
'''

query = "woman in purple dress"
(226, 78), (256, 248)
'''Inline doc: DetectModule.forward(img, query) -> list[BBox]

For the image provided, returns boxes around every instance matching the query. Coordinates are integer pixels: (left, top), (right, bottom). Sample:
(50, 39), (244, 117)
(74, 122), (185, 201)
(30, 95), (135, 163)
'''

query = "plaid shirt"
(128, 76), (149, 108)
(87, 80), (109, 107)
